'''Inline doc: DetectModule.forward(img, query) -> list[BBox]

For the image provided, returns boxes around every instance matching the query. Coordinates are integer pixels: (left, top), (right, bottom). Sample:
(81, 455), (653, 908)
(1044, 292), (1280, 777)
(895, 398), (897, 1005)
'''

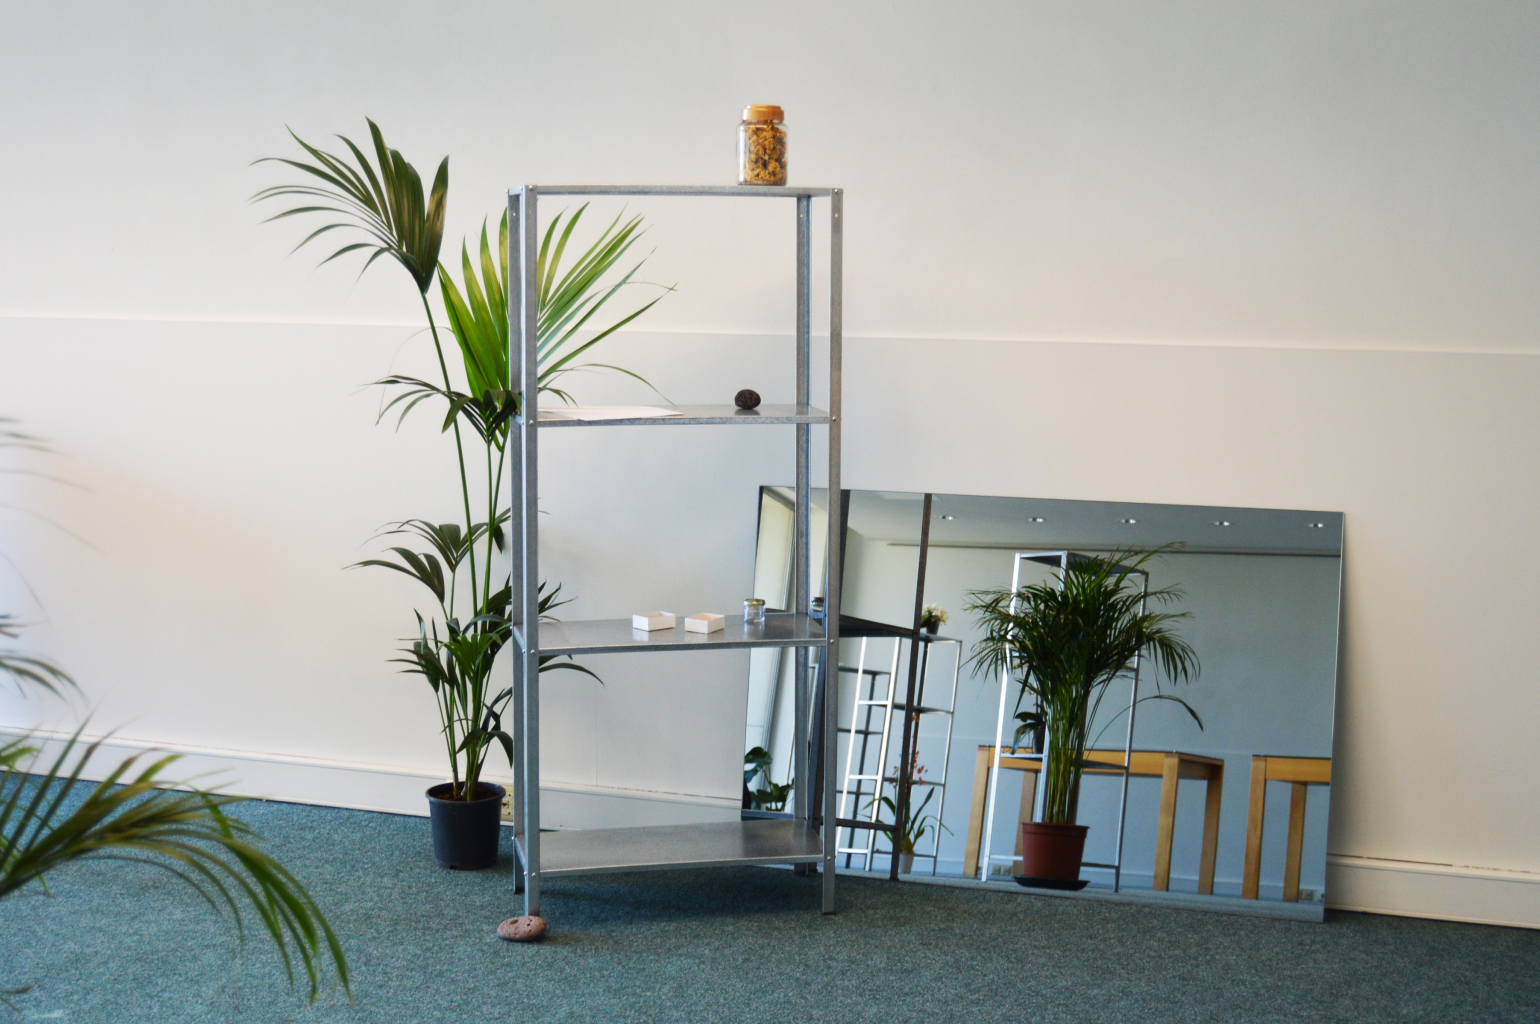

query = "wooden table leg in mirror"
(1149, 752), (1224, 894)
(1199, 760), (1224, 895)
(1284, 782), (1309, 902)
(1243, 755), (1332, 901)
(964, 746), (991, 878)
(1154, 756), (1180, 890)
(964, 745), (1041, 878)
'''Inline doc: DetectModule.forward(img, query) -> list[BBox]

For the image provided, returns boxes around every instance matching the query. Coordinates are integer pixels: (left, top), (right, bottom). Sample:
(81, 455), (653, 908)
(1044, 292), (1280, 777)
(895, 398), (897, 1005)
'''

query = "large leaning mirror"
(746, 488), (1343, 922)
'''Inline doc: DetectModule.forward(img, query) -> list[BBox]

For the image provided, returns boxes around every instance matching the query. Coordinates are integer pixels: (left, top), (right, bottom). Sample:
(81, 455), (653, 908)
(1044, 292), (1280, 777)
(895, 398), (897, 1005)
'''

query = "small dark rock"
(496, 916), (547, 942)
(735, 389), (761, 410)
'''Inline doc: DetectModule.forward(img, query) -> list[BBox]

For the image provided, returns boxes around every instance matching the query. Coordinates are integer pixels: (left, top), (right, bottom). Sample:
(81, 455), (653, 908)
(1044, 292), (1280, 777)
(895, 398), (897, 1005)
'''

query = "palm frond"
(965, 548), (1200, 824)
(433, 206), (670, 437)
(0, 615), (75, 698)
(0, 732), (349, 1003)
(253, 119), (447, 295)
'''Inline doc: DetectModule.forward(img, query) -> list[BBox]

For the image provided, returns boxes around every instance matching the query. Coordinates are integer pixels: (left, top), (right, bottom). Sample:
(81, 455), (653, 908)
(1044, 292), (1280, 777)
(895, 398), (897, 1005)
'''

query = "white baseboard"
(2, 728), (740, 831)
(1326, 854), (1540, 930)
(11, 728), (1536, 929)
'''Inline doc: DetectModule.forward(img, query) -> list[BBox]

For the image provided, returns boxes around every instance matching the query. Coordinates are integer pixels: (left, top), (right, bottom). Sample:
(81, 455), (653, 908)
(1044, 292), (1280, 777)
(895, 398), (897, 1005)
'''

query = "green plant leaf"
(965, 547), (1200, 825)
(0, 731), (349, 1003)
(253, 119), (447, 294)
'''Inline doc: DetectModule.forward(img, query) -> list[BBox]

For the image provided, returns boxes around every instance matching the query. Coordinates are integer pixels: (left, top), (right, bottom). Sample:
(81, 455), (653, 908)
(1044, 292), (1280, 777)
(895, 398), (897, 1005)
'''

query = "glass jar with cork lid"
(738, 105), (786, 185)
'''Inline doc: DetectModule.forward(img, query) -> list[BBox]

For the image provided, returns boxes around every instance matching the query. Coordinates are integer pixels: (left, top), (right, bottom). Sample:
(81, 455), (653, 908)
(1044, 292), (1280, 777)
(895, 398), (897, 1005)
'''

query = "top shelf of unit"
(535, 404), (830, 428)
(511, 185), (838, 198)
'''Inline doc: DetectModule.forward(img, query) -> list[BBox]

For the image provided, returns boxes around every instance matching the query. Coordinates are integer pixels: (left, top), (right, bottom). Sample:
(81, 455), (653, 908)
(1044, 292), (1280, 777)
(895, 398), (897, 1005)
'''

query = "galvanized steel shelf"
(537, 404), (830, 427)
(507, 183), (843, 921)
(530, 184), (838, 198)
(520, 612), (825, 656)
(520, 819), (825, 877)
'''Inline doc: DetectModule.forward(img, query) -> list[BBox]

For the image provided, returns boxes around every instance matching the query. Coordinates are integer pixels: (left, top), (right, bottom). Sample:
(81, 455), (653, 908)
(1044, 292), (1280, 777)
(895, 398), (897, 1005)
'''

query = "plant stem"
(419, 294), (479, 623)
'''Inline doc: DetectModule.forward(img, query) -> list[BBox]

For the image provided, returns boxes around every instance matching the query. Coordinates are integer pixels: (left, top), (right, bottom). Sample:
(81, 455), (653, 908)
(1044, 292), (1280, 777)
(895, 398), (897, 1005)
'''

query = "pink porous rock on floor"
(496, 916), (547, 942)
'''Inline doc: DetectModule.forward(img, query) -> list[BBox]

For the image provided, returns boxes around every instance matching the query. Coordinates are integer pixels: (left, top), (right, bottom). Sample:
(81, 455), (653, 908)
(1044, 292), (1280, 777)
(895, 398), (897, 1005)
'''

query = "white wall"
(2, 1), (1539, 925)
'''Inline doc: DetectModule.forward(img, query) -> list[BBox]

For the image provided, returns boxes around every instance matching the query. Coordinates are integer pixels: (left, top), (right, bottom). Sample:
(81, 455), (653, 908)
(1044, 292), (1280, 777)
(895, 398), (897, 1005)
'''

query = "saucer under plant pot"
(427, 782), (506, 870)
(1013, 822), (1090, 890)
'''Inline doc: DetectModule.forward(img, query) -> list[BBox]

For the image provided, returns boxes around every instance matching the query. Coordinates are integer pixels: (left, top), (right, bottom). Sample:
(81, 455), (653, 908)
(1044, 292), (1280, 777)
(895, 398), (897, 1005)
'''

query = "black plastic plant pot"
(426, 782), (505, 870)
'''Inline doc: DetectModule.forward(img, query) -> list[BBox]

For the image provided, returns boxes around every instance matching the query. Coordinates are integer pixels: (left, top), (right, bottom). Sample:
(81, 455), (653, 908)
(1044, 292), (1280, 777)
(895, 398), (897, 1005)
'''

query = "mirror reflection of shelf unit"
(978, 552), (1148, 891)
(835, 633), (962, 873)
(507, 184), (843, 921)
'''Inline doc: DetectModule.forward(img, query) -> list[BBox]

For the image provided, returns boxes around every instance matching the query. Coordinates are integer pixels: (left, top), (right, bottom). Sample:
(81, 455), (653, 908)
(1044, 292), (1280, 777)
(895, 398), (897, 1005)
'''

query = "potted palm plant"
(255, 120), (663, 869)
(966, 550), (1200, 887)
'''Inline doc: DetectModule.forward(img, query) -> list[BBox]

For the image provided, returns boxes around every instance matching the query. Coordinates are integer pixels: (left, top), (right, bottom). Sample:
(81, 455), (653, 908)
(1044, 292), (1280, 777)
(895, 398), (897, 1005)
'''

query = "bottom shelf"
(527, 819), (825, 877)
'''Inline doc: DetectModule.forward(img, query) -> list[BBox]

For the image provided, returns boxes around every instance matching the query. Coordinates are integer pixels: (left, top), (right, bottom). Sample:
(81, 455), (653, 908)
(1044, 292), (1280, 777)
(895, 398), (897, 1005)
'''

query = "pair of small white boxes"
(632, 611), (725, 634)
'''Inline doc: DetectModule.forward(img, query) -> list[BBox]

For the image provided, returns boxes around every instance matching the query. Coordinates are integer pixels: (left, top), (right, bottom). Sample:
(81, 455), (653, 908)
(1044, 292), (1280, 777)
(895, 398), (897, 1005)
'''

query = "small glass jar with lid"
(738, 105), (787, 186)
(743, 597), (767, 624)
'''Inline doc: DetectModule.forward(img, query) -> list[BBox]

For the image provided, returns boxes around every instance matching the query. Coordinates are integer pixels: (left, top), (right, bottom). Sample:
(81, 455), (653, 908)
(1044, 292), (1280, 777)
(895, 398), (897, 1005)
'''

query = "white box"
(632, 611), (676, 631)
(684, 613), (725, 634)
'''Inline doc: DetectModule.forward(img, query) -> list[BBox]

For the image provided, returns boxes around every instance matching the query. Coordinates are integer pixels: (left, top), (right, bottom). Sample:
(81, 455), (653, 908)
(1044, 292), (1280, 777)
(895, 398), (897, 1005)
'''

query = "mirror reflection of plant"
(742, 746), (793, 811)
(256, 122), (664, 802)
(866, 787), (950, 855)
(966, 549), (1201, 826)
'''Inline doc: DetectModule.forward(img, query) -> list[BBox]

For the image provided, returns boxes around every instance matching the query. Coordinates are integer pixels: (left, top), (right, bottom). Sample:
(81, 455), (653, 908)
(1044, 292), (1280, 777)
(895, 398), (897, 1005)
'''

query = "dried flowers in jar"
(738, 105), (786, 185)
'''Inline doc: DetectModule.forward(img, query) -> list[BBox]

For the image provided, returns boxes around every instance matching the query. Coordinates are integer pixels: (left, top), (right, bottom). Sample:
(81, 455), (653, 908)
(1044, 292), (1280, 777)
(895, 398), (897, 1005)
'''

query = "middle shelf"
(516, 612), (827, 655)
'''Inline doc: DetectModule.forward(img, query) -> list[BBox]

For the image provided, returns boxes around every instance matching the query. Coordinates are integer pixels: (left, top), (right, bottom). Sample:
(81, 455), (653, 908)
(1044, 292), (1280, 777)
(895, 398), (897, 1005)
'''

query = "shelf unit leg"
(508, 192), (527, 899)
(823, 189), (842, 914)
(792, 193), (813, 876)
(515, 184), (543, 920)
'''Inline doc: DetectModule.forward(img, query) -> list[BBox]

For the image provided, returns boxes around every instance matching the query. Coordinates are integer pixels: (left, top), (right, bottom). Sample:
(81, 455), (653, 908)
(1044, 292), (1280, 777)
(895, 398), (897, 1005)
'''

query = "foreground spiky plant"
(1, 422), (349, 1005)
(0, 734), (350, 1003)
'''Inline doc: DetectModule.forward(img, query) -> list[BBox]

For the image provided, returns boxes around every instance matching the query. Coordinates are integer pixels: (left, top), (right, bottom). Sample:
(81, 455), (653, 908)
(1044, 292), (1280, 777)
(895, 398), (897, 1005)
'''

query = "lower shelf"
(524, 819), (826, 877)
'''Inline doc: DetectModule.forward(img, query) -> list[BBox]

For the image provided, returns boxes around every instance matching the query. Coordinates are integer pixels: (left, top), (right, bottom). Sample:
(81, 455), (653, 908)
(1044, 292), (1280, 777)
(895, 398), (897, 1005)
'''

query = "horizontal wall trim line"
(0, 727), (737, 811)
(1326, 854), (1540, 930)
(8, 729), (1536, 927)
(6, 726), (450, 781)
(4, 313), (1540, 359)
(1328, 853), (1540, 883)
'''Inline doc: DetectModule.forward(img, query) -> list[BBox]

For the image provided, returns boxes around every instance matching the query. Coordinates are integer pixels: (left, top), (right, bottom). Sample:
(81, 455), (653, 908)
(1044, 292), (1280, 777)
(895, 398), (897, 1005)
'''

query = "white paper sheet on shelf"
(541, 405), (684, 421)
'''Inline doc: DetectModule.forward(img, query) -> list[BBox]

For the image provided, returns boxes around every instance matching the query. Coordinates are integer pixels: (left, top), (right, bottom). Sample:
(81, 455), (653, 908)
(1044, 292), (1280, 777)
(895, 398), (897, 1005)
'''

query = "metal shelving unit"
(507, 184), (843, 919)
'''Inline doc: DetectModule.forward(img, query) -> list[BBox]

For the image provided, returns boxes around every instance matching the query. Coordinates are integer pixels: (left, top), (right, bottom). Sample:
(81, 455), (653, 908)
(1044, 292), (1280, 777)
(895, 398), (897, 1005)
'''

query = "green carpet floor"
(2, 799), (1535, 1023)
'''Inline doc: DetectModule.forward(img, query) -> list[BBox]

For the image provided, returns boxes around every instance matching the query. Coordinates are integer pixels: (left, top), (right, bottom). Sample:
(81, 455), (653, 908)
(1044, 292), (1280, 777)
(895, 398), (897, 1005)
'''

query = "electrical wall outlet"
(501, 790), (513, 821)
(990, 863), (1014, 877)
